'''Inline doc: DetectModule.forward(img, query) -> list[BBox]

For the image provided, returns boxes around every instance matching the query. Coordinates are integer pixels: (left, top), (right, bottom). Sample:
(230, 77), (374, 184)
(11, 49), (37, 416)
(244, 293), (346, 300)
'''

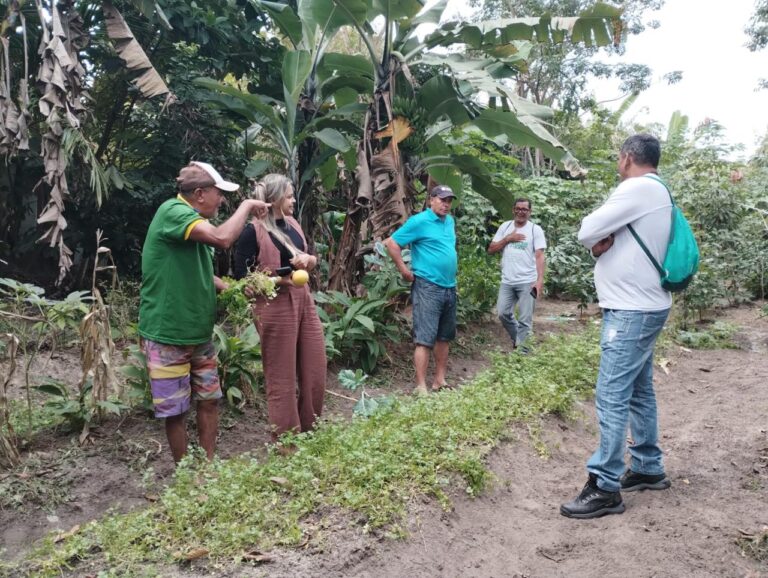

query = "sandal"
(431, 382), (457, 392)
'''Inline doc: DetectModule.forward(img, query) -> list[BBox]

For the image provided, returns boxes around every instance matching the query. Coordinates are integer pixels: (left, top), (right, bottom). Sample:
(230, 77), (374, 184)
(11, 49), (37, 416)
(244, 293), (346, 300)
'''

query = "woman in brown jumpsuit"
(233, 174), (326, 440)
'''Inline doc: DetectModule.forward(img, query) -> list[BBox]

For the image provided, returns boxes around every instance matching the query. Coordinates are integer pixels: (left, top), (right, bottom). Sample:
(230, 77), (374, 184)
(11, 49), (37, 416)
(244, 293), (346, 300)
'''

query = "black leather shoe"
(620, 470), (671, 492)
(560, 475), (625, 519)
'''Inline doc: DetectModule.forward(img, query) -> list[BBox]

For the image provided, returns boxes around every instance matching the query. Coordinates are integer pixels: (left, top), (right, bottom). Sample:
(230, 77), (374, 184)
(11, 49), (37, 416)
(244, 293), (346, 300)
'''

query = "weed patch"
(738, 527), (768, 563)
(16, 332), (599, 576)
(675, 321), (739, 349)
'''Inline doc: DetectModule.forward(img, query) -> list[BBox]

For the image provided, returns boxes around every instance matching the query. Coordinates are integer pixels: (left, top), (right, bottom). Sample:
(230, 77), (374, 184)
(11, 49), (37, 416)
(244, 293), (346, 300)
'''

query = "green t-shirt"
(138, 197), (216, 345)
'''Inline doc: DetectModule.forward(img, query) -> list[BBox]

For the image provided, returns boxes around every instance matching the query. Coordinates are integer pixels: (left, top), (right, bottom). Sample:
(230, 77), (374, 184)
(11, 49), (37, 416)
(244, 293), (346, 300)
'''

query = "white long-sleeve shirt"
(578, 174), (672, 311)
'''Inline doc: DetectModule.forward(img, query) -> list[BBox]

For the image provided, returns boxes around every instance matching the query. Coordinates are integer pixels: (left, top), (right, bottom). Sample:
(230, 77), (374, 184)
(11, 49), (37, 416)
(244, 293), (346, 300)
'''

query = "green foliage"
(35, 380), (128, 433)
(338, 368), (394, 417)
(118, 344), (153, 413)
(662, 121), (768, 320)
(212, 324), (263, 408)
(674, 321), (739, 350)
(362, 242), (411, 301)
(6, 400), (63, 439)
(20, 331), (599, 575)
(106, 281), (141, 341)
(216, 277), (254, 331)
(314, 291), (402, 373)
(456, 250), (500, 324)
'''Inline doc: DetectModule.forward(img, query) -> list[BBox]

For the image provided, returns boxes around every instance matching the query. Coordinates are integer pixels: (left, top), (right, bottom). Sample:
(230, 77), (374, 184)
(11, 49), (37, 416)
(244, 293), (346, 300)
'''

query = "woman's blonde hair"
(252, 174), (303, 257)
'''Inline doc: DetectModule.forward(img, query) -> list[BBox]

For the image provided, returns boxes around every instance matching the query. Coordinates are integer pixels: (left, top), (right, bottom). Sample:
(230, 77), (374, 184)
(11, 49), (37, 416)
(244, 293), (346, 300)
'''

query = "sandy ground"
(2, 301), (767, 578)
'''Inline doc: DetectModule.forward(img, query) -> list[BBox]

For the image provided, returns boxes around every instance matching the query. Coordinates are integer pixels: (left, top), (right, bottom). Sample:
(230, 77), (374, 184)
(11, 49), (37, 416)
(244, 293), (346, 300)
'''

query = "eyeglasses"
(514, 207), (530, 212)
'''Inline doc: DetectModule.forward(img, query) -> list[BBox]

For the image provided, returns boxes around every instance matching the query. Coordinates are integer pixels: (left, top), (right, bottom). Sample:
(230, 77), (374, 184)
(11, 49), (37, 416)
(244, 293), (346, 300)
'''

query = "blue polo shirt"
(392, 208), (457, 288)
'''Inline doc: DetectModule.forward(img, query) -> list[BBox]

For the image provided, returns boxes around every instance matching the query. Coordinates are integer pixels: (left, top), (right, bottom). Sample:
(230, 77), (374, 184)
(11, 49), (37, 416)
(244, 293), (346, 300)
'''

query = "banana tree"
(324, 0), (623, 289)
(0, 0), (173, 284)
(193, 0), (623, 291)
(194, 0), (378, 214)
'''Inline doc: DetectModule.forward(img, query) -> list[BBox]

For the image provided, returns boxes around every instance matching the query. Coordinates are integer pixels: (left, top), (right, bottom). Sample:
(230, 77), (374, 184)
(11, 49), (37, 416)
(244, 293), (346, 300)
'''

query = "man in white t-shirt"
(561, 134), (673, 520)
(487, 198), (546, 352)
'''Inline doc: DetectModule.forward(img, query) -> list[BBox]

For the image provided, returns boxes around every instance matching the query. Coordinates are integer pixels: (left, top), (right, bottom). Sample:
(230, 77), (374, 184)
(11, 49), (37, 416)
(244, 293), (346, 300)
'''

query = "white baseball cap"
(183, 161), (240, 192)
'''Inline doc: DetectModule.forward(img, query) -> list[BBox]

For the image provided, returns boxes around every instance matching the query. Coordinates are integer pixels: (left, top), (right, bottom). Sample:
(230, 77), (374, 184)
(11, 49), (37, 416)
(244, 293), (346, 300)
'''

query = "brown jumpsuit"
(250, 217), (327, 439)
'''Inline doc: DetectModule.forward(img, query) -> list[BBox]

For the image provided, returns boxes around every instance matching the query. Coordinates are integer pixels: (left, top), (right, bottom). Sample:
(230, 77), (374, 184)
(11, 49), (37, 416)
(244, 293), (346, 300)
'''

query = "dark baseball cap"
(430, 185), (455, 199)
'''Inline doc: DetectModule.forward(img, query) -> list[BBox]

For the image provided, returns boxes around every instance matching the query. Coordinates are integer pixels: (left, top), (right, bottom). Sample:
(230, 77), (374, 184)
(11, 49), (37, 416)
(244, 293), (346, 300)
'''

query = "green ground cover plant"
(15, 331), (599, 577)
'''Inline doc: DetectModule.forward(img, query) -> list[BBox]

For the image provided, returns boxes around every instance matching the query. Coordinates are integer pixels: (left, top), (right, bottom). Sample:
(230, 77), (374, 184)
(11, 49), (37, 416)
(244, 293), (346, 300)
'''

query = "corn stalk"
(77, 230), (118, 443)
(0, 333), (21, 468)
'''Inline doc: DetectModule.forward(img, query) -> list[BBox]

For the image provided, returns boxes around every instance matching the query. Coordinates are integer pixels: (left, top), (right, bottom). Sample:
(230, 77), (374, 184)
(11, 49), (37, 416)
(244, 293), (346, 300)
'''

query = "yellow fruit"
(292, 269), (309, 286)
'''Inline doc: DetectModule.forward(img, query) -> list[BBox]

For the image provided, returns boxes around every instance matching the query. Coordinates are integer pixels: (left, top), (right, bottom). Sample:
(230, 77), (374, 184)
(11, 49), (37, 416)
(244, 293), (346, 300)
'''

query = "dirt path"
(332, 305), (768, 578)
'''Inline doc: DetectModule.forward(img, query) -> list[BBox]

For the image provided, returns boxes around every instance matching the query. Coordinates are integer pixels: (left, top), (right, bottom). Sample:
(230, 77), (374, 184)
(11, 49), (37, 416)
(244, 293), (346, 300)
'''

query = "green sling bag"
(627, 175), (700, 293)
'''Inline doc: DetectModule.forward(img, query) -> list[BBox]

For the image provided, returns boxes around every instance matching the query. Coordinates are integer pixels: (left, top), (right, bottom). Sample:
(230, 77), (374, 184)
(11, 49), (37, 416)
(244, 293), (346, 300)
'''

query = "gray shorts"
(411, 276), (457, 347)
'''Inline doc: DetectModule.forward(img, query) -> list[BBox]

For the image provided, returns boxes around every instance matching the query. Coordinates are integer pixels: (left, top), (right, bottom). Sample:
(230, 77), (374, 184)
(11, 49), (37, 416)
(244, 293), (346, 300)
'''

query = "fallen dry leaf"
(184, 547), (209, 560)
(243, 550), (274, 564)
(53, 524), (80, 543)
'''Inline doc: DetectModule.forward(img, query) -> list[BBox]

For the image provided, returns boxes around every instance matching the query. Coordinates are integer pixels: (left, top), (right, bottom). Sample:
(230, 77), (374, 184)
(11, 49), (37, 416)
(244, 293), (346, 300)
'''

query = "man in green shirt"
(139, 161), (269, 463)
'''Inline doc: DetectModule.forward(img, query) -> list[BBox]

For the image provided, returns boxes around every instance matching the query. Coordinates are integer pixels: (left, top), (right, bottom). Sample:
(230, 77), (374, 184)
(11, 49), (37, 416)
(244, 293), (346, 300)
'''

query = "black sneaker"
(560, 475), (625, 519)
(620, 470), (671, 492)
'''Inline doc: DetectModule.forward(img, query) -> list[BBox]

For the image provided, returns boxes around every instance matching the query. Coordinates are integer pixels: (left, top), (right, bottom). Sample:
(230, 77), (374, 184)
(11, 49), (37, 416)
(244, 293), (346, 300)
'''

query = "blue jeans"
(587, 308), (670, 493)
(496, 283), (536, 346)
(411, 276), (457, 347)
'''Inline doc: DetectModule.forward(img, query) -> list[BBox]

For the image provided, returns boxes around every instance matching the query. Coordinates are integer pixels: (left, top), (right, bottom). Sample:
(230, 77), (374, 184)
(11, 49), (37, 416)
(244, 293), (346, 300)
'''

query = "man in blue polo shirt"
(384, 185), (458, 395)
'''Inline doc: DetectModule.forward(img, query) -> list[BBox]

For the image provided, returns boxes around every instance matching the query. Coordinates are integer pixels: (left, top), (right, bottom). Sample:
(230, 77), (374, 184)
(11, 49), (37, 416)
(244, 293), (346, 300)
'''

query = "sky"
(595, 0), (767, 159)
(443, 0), (768, 159)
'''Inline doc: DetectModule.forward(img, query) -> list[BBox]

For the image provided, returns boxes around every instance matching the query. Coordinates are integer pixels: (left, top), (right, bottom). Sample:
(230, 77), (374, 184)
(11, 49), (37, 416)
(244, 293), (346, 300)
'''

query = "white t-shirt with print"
(492, 220), (547, 286)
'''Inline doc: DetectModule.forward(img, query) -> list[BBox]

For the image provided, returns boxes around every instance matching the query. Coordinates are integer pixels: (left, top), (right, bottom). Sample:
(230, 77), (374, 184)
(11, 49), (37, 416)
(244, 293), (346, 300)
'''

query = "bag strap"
(644, 174), (675, 206)
(627, 223), (664, 276)
(626, 174), (673, 277)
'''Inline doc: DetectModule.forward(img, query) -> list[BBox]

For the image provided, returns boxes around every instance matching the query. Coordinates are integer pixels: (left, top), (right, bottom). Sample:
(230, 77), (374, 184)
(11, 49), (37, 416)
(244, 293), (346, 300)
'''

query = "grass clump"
(738, 527), (768, 563)
(17, 331), (600, 576)
(675, 321), (739, 349)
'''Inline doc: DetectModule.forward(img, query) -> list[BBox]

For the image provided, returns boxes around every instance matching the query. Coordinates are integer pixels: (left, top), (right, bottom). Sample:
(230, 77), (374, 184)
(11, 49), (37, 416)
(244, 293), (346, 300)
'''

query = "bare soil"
(2, 301), (767, 578)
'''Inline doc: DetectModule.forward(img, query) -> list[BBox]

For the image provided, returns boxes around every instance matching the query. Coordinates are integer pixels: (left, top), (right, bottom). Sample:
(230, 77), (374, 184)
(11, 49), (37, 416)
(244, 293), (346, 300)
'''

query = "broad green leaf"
(35, 383), (68, 397)
(320, 75), (374, 98)
(283, 50), (313, 143)
(424, 4), (622, 51)
(334, 87), (360, 108)
(353, 392), (380, 417)
(472, 108), (581, 175)
(417, 76), (471, 124)
(318, 53), (374, 81)
(283, 50), (313, 106)
(402, 0), (448, 30)
(245, 159), (272, 178)
(371, 0), (424, 20)
(318, 155), (339, 190)
(251, 0), (303, 47)
(355, 314), (375, 332)
(194, 78), (283, 128)
(313, 128), (352, 152)
(323, 0), (370, 27)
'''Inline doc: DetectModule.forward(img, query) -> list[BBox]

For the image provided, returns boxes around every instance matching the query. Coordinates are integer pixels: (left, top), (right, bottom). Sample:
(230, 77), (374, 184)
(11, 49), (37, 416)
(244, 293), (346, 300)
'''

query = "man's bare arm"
(188, 200), (270, 250)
